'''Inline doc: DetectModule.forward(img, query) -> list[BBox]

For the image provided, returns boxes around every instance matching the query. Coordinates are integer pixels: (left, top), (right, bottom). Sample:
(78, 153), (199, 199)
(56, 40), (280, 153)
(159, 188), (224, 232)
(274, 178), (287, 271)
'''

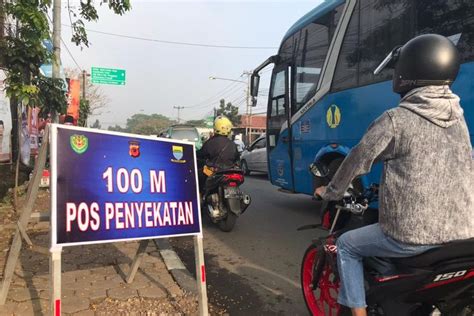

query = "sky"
(59, 0), (320, 127)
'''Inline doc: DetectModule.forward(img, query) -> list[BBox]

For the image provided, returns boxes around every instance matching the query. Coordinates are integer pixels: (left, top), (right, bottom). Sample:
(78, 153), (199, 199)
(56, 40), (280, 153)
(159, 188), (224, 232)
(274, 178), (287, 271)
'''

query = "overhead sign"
(50, 125), (202, 247)
(91, 67), (126, 85)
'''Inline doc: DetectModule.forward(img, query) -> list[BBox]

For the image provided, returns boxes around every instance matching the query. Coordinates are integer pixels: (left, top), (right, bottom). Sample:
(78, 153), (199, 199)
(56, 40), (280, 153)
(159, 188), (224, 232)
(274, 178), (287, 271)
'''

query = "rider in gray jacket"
(315, 34), (474, 315)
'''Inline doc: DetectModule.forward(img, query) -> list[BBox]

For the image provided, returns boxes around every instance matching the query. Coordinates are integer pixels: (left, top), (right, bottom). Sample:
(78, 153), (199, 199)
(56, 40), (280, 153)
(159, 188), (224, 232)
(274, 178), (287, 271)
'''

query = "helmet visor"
(373, 45), (402, 75)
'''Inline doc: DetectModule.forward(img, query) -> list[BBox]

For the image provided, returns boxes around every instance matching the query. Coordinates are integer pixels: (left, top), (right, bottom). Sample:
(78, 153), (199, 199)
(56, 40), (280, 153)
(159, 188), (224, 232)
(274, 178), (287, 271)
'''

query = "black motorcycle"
(300, 165), (474, 315)
(201, 167), (251, 232)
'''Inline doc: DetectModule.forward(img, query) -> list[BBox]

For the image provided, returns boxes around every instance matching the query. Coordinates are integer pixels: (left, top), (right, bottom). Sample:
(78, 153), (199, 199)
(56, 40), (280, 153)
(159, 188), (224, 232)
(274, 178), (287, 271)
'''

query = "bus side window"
(292, 4), (344, 114)
(332, 0), (474, 93)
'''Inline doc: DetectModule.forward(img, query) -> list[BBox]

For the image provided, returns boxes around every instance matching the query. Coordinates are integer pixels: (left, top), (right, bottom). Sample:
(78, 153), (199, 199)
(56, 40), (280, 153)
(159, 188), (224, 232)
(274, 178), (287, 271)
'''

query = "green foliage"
(78, 99), (91, 127)
(108, 113), (176, 135)
(70, 0), (131, 47)
(32, 77), (67, 116)
(186, 119), (206, 127)
(216, 99), (241, 126)
(0, 0), (131, 111)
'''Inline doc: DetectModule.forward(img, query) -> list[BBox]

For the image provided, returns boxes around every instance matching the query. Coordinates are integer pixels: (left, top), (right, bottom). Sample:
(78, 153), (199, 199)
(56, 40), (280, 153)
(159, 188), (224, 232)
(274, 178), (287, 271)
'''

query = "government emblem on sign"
(326, 104), (341, 128)
(129, 140), (140, 158)
(171, 145), (186, 163)
(70, 134), (88, 154)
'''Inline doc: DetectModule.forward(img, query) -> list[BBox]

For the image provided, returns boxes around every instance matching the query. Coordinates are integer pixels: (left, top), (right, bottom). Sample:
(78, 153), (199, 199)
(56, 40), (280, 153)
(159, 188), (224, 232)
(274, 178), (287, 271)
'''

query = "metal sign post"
(50, 247), (62, 316)
(194, 235), (209, 316)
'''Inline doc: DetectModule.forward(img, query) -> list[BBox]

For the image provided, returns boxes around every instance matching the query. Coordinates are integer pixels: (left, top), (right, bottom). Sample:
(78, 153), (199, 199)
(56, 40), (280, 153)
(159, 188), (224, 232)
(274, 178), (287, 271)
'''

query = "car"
(240, 136), (267, 175)
(161, 125), (203, 150)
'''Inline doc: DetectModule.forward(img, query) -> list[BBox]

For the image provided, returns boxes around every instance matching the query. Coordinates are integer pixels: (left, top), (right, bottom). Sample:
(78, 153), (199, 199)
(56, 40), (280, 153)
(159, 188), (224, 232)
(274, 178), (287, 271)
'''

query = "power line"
(184, 80), (245, 109)
(62, 24), (278, 50)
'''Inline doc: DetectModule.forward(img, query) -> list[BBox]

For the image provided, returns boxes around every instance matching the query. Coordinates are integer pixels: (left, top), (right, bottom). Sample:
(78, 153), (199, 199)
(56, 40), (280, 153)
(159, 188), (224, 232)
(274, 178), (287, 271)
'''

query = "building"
(233, 114), (266, 145)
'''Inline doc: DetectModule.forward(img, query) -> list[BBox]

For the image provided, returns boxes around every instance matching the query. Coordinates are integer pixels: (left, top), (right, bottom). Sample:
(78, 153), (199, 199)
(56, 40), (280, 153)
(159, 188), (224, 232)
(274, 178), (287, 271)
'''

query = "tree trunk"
(9, 96), (18, 163)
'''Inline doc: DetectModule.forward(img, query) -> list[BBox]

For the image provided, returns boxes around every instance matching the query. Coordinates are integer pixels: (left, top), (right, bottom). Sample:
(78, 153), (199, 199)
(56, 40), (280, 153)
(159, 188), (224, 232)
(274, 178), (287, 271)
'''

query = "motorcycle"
(300, 164), (474, 316)
(201, 166), (251, 232)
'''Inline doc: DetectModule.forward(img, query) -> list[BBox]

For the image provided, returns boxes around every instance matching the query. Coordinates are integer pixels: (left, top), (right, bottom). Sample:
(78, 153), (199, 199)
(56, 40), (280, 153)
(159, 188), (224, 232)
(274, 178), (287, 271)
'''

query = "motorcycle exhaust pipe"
(240, 194), (251, 213)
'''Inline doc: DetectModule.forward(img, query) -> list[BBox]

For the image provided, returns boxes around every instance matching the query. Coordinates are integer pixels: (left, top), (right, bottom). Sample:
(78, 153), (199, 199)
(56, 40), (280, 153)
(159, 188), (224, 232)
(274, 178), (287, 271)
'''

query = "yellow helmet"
(213, 115), (233, 136)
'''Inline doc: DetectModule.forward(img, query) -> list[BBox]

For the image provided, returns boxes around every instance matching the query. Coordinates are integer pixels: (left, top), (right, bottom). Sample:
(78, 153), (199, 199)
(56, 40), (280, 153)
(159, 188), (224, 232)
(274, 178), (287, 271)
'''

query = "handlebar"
(314, 184), (378, 215)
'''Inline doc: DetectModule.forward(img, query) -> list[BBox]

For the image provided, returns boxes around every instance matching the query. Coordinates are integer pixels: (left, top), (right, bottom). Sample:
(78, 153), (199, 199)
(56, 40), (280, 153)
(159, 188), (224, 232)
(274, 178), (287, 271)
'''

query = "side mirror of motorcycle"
(309, 162), (329, 178)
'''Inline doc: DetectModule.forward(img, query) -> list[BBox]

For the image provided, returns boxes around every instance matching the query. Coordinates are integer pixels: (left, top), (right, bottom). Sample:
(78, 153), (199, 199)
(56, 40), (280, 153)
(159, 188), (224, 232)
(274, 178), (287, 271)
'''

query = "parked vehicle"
(240, 136), (268, 175)
(161, 125), (203, 150)
(201, 167), (251, 232)
(299, 165), (474, 316)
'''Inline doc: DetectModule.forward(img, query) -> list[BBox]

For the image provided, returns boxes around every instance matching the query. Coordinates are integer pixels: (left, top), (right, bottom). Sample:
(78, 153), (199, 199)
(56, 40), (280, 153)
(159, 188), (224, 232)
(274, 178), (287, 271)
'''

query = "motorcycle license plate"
(224, 187), (241, 198)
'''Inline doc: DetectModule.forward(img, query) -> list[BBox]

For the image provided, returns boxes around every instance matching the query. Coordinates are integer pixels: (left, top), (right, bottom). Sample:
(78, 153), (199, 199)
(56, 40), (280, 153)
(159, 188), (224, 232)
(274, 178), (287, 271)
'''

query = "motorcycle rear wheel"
(301, 244), (341, 315)
(218, 212), (237, 232)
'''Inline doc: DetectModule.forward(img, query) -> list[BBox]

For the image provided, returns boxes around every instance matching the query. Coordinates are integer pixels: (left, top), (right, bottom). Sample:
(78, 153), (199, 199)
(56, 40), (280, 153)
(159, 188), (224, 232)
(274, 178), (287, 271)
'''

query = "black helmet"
(377, 34), (461, 95)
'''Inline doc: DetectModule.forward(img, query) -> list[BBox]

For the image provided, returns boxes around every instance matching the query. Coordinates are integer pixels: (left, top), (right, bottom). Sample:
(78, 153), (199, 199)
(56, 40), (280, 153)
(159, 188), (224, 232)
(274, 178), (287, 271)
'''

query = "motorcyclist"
(197, 115), (239, 192)
(315, 34), (473, 316)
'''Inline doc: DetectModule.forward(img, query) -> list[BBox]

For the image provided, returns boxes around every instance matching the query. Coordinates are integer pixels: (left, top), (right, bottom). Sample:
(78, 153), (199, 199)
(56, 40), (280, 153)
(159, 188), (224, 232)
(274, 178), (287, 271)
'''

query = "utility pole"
(82, 70), (87, 100)
(243, 71), (252, 145)
(52, 0), (61, 122)
(81, 70), (90, 127)
(173, 106), (185, 123)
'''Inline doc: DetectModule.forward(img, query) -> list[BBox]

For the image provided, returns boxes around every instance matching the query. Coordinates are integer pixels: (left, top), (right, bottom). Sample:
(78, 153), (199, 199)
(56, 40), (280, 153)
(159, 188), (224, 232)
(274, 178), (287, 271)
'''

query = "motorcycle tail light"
(223, 173), (244, 183)
(228, 182), (238, 187)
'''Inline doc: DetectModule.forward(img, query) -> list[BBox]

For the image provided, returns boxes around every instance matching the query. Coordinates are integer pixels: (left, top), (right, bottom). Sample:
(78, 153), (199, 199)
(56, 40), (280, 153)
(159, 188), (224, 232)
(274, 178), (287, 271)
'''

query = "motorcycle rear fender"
(221, 186), (243, 216)
(226, 197), (242, 216)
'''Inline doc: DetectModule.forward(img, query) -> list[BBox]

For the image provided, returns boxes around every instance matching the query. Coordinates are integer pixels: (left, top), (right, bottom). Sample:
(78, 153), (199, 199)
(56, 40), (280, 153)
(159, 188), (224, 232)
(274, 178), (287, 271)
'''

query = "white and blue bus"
(251, 0), (474, 195)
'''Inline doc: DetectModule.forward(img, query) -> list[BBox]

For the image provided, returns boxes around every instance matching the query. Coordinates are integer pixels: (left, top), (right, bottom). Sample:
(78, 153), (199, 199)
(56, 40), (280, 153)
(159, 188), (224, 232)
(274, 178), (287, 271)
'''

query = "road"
(171, 174), (325, 315)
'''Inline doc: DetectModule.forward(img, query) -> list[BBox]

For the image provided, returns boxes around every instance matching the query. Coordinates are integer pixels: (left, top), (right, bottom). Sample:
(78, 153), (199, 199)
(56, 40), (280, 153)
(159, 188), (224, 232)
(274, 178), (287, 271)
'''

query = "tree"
(216, 99), (241, 126)
(108, 113), (177, 135)
(91, 119), (101, 129)
(186, 119), (206, 127)
(0, 1), (131, 157)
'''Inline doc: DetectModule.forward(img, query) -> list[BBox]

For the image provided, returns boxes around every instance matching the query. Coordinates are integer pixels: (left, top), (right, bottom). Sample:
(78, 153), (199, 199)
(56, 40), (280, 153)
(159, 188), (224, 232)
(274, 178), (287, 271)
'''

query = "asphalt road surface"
(171, 174), (325, 315)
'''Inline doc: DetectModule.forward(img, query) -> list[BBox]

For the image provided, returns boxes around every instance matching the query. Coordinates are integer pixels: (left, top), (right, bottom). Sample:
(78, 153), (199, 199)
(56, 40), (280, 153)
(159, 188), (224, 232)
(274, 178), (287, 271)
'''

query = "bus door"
(267, 65), (294, 191)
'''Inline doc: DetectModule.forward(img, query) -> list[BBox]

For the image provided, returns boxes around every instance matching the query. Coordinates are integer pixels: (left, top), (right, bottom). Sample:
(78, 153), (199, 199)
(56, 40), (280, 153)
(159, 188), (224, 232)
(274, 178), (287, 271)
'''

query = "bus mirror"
(250, 74), (260, 98)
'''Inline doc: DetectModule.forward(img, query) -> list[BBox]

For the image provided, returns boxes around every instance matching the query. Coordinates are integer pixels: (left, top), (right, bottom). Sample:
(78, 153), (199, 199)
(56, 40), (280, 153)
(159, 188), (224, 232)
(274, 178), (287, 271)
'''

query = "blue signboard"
(50, 124), (202, 247)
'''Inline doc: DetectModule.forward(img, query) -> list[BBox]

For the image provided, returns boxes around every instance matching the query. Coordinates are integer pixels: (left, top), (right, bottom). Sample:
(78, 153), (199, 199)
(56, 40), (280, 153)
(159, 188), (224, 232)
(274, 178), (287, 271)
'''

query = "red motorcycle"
(300, 166), (474, 315)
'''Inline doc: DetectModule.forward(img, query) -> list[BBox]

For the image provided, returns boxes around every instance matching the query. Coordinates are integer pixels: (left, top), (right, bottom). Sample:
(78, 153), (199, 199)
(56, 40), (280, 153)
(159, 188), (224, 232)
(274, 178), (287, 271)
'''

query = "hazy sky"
(59, 0), (320, 127)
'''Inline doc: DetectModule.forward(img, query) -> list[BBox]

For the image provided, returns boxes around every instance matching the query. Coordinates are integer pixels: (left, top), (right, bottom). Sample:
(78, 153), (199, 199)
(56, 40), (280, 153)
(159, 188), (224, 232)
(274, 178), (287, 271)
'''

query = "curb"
(154, 239), (198, 295)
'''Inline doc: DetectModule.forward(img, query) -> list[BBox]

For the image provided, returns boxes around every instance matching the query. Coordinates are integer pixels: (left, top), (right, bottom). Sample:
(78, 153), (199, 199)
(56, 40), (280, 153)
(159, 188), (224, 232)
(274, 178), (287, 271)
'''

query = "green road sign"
(91, 67), (126, 85)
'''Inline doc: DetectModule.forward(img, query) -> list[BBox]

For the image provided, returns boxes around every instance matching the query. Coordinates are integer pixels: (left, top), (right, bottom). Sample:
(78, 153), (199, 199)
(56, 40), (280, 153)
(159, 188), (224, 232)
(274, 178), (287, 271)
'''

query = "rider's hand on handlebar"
(313, 186), (326, 200)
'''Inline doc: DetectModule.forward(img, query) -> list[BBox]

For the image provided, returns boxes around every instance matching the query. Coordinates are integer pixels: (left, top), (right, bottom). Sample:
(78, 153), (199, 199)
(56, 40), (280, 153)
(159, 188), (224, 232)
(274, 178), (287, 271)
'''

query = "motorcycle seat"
(391, 238), (474, 268)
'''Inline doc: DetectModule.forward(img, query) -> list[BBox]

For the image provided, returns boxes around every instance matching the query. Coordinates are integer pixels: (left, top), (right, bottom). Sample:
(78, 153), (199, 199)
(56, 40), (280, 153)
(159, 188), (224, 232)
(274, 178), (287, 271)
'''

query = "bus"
(251, 0), (474, 195)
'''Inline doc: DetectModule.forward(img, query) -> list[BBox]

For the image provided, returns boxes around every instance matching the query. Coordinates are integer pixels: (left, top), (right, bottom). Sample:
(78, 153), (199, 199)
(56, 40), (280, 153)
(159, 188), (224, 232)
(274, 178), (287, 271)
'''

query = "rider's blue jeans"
(336, 223), (436, 308)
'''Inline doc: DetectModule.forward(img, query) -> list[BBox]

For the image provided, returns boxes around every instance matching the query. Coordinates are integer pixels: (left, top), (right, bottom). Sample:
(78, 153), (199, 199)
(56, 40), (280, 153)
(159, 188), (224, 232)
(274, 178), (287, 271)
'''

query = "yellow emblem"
(326, 104), (341, 128)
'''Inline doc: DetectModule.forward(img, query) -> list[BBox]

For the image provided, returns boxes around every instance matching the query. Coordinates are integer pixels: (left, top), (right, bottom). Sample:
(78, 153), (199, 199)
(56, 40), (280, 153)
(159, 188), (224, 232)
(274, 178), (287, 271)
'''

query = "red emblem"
(129, 140), (140, 158)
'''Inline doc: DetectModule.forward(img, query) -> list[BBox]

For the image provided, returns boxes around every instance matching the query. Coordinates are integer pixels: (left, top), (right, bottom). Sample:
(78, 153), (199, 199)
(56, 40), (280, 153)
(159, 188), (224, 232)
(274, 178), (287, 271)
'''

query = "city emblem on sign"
(129, 140), (141, 158)
(70, 134), (89, 154)
(172, 145), (186, 163)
